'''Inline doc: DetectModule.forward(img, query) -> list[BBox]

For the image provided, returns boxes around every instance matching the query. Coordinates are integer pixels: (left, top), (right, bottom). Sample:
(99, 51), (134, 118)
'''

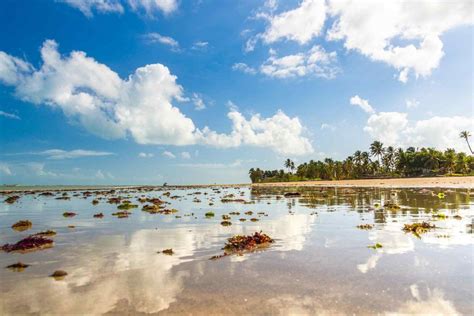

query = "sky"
(0, 0), (472, 185)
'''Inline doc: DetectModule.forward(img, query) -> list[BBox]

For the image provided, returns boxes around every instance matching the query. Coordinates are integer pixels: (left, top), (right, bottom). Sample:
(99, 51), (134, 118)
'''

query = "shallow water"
(0, 186), (472, 315)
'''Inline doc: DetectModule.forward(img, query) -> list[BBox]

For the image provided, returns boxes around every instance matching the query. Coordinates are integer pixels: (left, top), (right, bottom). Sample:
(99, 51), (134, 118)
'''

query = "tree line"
(249, 132), (474, 183)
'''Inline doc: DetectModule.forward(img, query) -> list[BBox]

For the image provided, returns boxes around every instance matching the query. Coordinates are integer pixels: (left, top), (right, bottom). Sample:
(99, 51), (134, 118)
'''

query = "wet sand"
(252, 176), (474, 189)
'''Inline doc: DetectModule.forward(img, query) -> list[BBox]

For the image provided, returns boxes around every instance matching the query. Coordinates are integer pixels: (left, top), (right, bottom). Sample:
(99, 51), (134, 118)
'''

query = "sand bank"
(252, 176), (474, 189)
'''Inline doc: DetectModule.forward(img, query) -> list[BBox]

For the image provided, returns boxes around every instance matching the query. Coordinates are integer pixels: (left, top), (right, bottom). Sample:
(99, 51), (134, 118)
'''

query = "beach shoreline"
(251, 176), (474, 189)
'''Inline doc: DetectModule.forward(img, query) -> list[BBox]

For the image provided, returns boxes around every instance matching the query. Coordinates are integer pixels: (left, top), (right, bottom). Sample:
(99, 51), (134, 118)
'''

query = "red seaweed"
(1, 236), (53, 253)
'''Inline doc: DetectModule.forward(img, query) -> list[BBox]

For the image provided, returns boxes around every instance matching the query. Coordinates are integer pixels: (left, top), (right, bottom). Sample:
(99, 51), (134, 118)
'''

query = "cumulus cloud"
(196, 108), (314, 156)
(254, 0), (473, 82)
(364, 112), (409, 145)
(59, 0), (124, 17)
(327, 0), (473, 82)
(232, 63), (257, 75)
(350, 95), (375, 114)
(143, 33), (180, 51)
(262, 0), (326, 44)
(138, 152), (154, 158)
(0, 40), (313, 156)
(260, 46), (339, 79)
(60, 0), (178, 16)
(0, 110), (20, 120)
(351, 96), (473, 152)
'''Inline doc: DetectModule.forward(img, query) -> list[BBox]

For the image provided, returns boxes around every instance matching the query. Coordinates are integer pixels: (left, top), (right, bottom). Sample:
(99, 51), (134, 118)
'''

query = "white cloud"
(162, 151), (176, 159)
(320, 123), (335, 131)
(350, 95), (375, 114)
(262, 0), (327, 44)
(254, 0), (473, 82)
(138, 152), (154, 158)
(196, 108), (314, 156)
(0, 51), (33, 85)
(364, 112), (409, 145)
(128, 0), (178, 15)
(406, 99), (420, 109)
(232, 63), (257, 75)
(190, 93), (206, 110)
(26, 162), (58, 177)
(95, 169), (114, 179)
(260, 45), (339, 79)
(0, 162), (12, 176)
(191, 41), (208, 51)
(0, 40), (314, 156)
(7, 149), (114, 159)
(354, 96), (473, 152)
(41, 149), (114, 159)
(143, 33), (179, 51)
(59, 0), (124, 17)
(180, 151), (191, 159)
(327, 0), (473, 82)
(60, 0), (177, 17)
(0, 110), (20, 120)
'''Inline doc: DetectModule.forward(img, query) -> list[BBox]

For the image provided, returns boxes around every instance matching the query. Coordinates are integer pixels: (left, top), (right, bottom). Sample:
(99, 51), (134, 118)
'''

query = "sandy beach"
(252, 176), (474, 189)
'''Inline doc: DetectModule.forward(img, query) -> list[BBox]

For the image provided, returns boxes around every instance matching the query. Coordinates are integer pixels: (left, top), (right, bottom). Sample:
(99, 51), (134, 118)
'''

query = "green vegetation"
(249, 140), (474, 183)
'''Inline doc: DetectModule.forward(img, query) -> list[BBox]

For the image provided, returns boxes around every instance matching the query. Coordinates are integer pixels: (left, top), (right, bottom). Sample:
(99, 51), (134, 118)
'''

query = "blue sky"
(0, 0), (472, 185)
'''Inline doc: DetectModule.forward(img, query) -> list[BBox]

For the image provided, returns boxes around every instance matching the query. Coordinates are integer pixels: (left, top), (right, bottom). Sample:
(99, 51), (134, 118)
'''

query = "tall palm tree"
(370, 141), (385, 165)
(460, 131), (473, 154)
(284, 159), (292, 172)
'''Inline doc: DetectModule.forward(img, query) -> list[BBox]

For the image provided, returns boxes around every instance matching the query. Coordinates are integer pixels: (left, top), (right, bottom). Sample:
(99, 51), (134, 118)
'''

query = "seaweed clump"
(112, 211), (130, 218)
(117, 202), (138, 210)
(63, 212), (76, 217)
(93, 213), (104, 218)
(159, 249), (174, 255)
(6, 262), (30, 272)
(368, 243), (383, 250)
(220, 220), (232, 226)
(403, 222), (436, 237)
(5, 196), (20, 204)
(50, 270), (68, 280)
(357, 224), (373, 230)
(205, 211), (215, 218)
(31, 230), (56, 237)
(1, 236), (53, 253)
(211, 232), (274, 260)
(11, 220), (32, 232)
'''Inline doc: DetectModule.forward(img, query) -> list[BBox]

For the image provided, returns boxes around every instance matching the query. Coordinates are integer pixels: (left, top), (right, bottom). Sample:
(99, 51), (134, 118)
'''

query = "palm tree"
(284, 159), (292, 172)
(460, 131), (473, 154)
(370, 141), (385, 165)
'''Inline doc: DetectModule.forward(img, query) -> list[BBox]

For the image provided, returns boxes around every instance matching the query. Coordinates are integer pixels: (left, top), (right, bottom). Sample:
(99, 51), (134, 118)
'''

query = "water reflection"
(0, 186), (472, 314)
